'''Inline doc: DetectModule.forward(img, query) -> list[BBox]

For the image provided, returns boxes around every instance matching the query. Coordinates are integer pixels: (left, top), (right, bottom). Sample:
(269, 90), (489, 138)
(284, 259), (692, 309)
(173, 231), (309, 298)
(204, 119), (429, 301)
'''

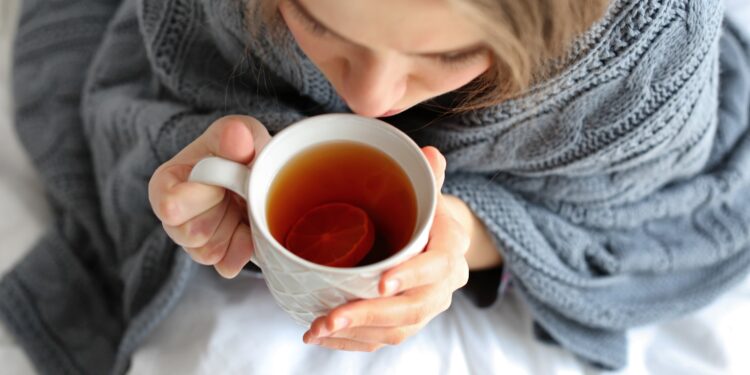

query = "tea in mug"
(267, 141), (418, 267)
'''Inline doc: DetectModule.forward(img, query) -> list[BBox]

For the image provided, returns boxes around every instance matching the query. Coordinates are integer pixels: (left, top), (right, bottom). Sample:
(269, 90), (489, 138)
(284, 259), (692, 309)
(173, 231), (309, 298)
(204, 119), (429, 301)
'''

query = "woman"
(3, 0), (749, 373)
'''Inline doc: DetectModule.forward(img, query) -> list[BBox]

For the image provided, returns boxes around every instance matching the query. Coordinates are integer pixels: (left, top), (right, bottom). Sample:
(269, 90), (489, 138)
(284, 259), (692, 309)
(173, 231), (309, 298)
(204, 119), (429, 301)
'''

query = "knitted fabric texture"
(1, 0), (749, 373)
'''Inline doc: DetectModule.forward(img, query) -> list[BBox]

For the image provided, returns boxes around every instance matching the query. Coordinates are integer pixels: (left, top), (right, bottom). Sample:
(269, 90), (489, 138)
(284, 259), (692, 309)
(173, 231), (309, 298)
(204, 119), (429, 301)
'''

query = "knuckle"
(184, 218), (214, 245)
(188, 238), (228, 265)
(445, 254), (468, 285)
(204, 239), (230, 263)
(456, 258), (469, 287)
(444, 254), (458, 274)
(406, 303), (427, 325)
(440, 293), (453, 313)
(459, 269), (469, 288)
(162, 224), (181, 245)
(332, 341), (354, 352)
(322, 340), (345, 351)
(361, 307), (379, 326)
(405, 269), (422, 290)
(437, 151), (447, 170)
(453, 227), (471, 253)
(147, 170), (162, 205)
(168, 219), (212, 249)
(384, 329), (408, 346)
(157, 196), (181, 225)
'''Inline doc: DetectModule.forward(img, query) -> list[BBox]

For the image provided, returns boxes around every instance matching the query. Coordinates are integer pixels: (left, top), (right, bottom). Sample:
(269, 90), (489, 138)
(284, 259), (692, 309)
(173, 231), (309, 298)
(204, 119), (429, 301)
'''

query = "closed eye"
(288, 0), (335, 38)
(429, 48), (488, 67)
(286, 0), (489, 68)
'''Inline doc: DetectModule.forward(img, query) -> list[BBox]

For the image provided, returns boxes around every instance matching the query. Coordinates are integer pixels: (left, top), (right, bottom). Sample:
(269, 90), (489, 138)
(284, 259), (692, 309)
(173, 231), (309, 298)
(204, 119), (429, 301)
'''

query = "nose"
(340, 51), (407, 117)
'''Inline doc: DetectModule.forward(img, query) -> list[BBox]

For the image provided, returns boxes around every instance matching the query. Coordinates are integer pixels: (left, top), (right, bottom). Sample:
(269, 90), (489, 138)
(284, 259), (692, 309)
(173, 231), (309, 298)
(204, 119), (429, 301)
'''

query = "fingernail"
(332, 317), (350, 331)
(384, 279), (400, 295)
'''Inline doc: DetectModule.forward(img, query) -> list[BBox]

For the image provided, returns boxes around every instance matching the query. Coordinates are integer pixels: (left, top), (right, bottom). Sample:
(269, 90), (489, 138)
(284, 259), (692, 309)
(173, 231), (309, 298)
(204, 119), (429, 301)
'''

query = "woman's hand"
(302, 147), (472, 351)
(444, 195), (503, 271)
(148, 115), (271, 278)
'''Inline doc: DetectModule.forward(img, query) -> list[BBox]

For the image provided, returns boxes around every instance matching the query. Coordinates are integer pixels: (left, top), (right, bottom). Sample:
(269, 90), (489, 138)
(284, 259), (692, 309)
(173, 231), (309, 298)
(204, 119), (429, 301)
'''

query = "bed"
(2, 0), (750, 373)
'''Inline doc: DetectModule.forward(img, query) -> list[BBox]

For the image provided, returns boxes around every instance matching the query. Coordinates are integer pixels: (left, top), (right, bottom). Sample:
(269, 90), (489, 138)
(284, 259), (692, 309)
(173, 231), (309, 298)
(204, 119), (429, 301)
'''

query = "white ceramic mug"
(188, 114), (437, 325)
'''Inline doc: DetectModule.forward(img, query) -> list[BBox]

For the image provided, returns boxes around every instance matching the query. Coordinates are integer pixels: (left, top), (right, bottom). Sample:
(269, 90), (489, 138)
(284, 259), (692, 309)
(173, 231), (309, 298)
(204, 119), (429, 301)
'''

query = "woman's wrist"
(444, 195), (503, 271)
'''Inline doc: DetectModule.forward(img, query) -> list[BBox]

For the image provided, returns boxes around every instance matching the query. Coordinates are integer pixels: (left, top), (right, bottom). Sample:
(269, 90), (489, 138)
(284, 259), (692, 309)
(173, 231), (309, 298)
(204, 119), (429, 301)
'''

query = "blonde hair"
(250, 0), (610, 111)
(447, 0), (610, 110)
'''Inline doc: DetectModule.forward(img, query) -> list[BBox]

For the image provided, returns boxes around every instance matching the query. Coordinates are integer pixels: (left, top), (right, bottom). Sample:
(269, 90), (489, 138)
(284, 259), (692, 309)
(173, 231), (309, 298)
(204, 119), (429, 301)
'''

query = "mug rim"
(247, 113), (437, 275)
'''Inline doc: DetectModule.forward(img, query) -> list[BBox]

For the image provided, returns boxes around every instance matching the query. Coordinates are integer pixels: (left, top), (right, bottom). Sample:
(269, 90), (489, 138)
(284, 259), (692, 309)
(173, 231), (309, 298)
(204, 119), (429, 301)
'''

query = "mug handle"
(188, 157), (249, 200)
(188, 157), (259, 265)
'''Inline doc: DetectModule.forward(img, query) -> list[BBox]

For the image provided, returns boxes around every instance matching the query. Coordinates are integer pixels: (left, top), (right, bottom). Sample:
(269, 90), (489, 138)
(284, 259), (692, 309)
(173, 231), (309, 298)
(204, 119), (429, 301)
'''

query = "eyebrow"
(289, 0), (486, 58)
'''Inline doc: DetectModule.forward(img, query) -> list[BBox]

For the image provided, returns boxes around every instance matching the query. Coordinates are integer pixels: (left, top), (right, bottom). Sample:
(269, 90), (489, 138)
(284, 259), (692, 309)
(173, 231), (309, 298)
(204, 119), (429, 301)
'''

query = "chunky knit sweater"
(2, 0), (749, 373)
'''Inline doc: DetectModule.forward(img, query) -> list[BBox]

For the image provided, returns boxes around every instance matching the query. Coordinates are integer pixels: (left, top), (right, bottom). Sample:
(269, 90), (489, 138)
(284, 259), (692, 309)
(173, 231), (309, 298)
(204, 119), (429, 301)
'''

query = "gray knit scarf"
(2, 0), (749, 373)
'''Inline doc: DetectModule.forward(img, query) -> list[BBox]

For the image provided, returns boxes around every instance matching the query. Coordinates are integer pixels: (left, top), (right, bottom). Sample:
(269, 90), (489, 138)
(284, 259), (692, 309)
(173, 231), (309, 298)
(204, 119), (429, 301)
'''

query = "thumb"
(421, 146), (446, 188)
(216, 117), (257, 163)
(181, 115), (271, 165)
(149, 116), (269, 226)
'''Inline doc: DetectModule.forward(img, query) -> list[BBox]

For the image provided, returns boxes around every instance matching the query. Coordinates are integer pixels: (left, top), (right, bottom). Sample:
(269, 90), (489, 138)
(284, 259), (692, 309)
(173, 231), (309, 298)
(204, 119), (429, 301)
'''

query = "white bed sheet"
(0, 1), (50, 374)
(1, 1), (750, 374)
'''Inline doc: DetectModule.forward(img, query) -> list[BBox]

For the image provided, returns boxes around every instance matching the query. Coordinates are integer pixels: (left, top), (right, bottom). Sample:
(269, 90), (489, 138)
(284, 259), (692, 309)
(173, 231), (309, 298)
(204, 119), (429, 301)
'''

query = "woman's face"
(278, 0), (492, 118)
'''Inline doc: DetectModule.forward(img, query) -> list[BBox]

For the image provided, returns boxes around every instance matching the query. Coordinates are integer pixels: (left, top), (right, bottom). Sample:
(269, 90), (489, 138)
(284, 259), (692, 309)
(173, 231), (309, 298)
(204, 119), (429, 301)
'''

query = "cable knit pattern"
(1, 0), (749, 373)
(433, 1), (750, 368)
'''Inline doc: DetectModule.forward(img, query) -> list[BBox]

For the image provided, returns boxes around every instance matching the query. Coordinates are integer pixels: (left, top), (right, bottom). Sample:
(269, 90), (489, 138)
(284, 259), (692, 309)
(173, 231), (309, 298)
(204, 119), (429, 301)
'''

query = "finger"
(149, 116), (269, 226)
(162, 193), (231, 249)
(312, 287), (443, 334)
(431, 194), (472, 258)
(214, 221), (255, 278)
(177, 115), (270, 165)
(327, 325), (420, 346)
(421, 146), (446, 188)
(304, 316), (329, 342)
(378, 244), (468, 297)
(149, 164), (227, 226)
(313, 337), (384, 352)
(379, 198), (470, 296)
(183, 196), (243, 265)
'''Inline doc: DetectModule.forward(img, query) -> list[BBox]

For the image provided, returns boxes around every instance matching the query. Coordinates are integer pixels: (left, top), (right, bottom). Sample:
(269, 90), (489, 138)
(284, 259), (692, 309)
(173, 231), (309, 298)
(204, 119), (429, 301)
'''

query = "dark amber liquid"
(267, 141), (418, 266)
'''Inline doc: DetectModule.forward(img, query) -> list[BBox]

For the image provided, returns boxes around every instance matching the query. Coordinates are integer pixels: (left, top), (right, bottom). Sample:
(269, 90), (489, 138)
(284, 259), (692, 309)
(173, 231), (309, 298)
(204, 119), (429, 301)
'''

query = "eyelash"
(289, 1), (331, 37)
(434, 49), (486, 67)
(288, 1), (486, 67)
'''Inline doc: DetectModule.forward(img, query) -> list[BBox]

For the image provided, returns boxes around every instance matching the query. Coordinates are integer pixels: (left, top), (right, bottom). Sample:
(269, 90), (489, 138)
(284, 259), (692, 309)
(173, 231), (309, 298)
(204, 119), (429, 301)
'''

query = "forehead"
(297, 0), (485, 53)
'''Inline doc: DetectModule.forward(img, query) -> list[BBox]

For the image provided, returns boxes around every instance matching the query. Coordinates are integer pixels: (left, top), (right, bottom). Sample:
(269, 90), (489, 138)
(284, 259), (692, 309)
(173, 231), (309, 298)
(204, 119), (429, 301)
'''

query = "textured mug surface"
(189, 114), (437, 325)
